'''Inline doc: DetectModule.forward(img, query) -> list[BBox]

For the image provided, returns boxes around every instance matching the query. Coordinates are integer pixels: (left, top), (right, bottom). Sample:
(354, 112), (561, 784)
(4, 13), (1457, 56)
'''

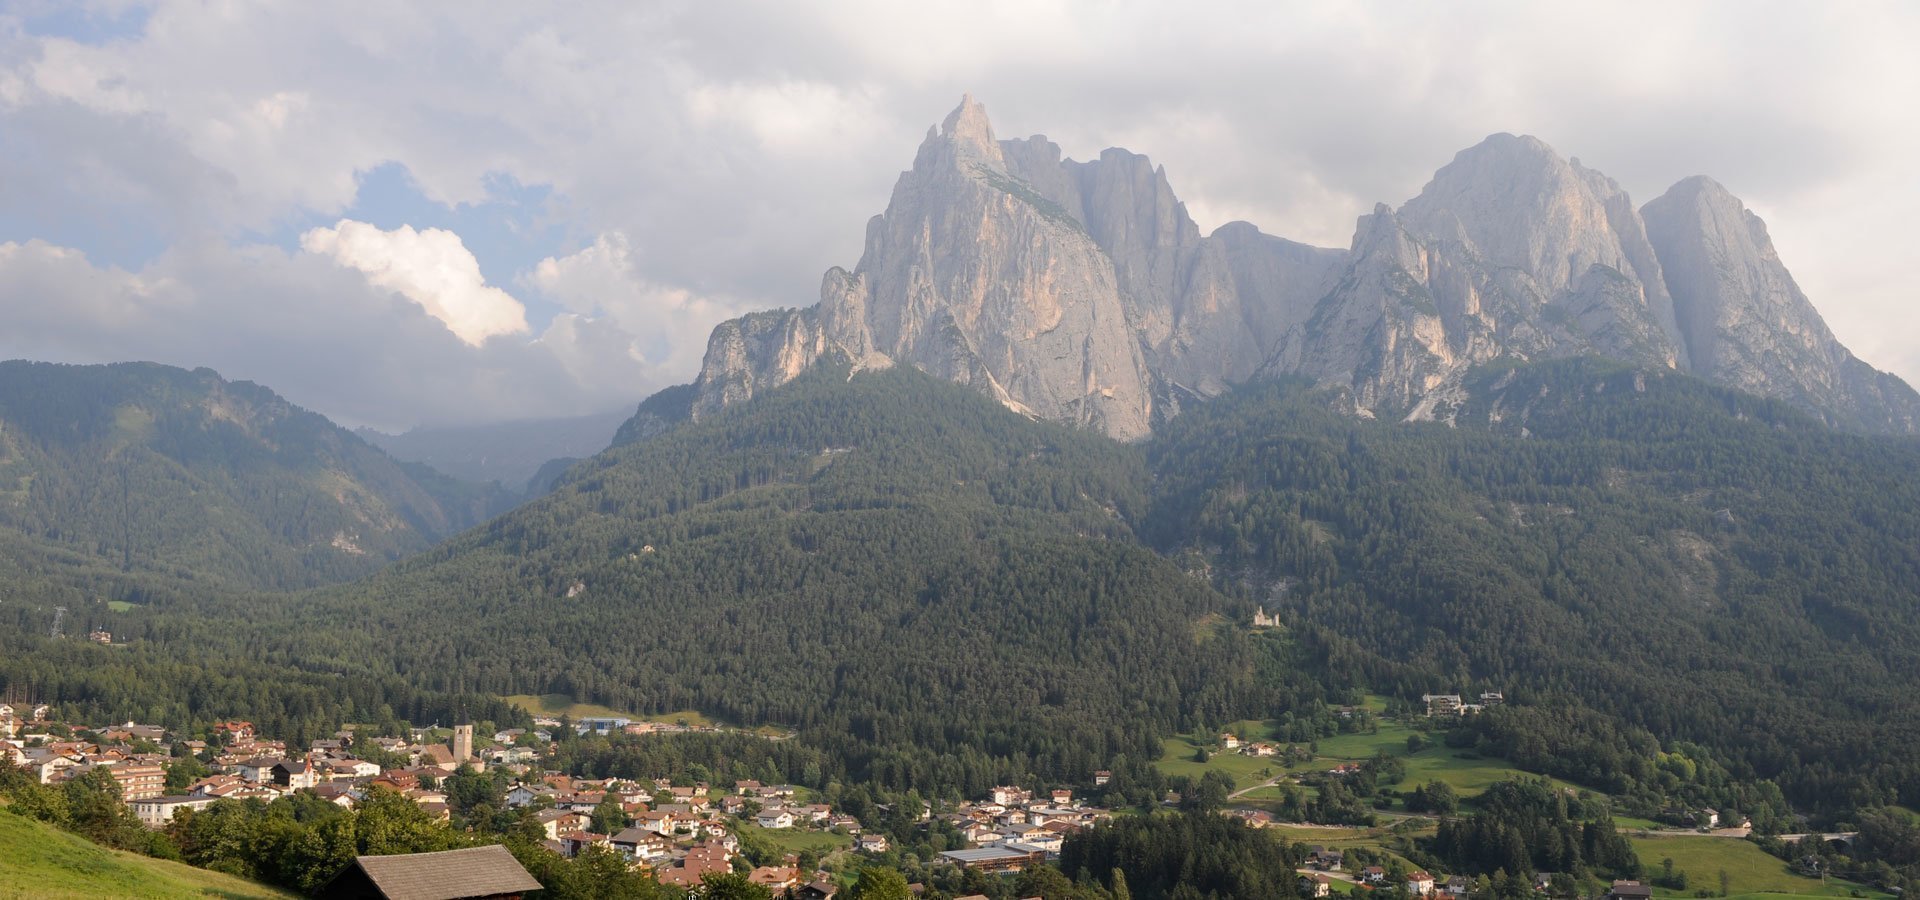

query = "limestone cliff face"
(1643, 177), (1920, 433)
(1000, 140), (1345, 397)
(693, 97), (1156, 440)
(691, 97), (1342, 440)
(1267, 134), (1691, 419)
(687, 101), (1916, 438)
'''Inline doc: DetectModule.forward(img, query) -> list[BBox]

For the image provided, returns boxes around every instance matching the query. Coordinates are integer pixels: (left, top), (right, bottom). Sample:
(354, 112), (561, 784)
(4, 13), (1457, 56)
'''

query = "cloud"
(301, 220), (528, 346)
(685, 81), (884, 157)
(2, 0), (1918, 424)
(529, 230), (743, 379)
(0, 237), (646, 431)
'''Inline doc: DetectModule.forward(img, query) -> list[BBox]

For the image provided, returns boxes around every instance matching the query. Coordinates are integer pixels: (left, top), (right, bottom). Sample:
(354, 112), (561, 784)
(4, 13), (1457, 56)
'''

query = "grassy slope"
(503, 694), (797, 735)
(0, 811), (291, 900)
(736, 821), (853, 856)
(502, 693), (711, 724)
(1628, 835), (1890, 899)
(1157, 707), (1584, 802)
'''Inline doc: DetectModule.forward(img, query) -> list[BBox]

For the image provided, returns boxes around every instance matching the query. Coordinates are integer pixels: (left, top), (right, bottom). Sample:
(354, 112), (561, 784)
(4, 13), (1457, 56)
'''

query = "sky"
(2, 1), (1916, 431)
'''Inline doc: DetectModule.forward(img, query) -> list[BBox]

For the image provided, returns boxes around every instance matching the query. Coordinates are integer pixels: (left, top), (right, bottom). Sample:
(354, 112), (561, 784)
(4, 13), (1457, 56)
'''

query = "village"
(0, 701), (1138, 897)
(0, 696), (1850, 900)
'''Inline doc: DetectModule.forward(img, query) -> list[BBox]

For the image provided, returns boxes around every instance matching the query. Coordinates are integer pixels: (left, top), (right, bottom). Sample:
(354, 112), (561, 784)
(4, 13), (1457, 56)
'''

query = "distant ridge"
(0, 360), (514, 590)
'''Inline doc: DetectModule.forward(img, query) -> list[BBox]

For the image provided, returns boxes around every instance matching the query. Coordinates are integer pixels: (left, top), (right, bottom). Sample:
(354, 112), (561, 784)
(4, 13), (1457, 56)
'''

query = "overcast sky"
(2, 1), (1915, 430)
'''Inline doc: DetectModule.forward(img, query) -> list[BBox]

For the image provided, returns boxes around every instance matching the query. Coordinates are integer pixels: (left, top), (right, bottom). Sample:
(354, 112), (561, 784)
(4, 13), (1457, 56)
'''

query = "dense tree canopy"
(4, 358), (1920, 820)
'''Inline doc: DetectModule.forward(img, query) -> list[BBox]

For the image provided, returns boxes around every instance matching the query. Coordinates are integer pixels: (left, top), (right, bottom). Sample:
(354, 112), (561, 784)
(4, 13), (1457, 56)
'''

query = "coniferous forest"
(4, 356), (1920, 894)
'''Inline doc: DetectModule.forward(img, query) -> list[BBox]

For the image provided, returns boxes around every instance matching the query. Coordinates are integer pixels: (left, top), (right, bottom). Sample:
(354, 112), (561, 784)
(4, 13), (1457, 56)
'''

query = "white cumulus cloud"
(0, 237), (648, 431)
(300, 220), (528, 346)
(529, 231), (742, 379)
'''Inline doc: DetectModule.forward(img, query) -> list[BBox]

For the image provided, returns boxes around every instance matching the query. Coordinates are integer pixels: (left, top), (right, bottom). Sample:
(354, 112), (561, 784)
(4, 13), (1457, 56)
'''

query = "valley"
(4, 85), (1920, 900)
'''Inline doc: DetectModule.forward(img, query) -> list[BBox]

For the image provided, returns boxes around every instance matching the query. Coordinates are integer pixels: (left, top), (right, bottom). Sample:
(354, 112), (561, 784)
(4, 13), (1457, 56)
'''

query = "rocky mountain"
(0, 360), (515, 590)
(1642, 176), (1920, 433)
(687, 98), (1917, 436)
(1268, 134), (1689, 419)
(688, 96), (1346, 440)
(1275, 135), (1920, 431)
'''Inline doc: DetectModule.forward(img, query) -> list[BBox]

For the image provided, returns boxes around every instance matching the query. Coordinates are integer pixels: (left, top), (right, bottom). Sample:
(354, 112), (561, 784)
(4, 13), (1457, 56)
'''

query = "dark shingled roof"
(321, 844), (542, 900)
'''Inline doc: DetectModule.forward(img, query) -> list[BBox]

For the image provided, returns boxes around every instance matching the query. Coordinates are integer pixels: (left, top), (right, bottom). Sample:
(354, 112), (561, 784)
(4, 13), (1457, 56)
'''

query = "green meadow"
(1628, 835), (1890, 899)
(0, 810), (293, 900)
(1155, 703), (1584, 807)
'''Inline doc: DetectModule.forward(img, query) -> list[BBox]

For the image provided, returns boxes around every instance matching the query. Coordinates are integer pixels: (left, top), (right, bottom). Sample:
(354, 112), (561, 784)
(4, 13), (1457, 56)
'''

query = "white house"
(131, 795), (217, 828)
(27, 753), (79, 784)
(236, 758), (281, 783)
(505, 785), (553, 808)
(756, 808), (796, 830)
(330, 758), (382, 778)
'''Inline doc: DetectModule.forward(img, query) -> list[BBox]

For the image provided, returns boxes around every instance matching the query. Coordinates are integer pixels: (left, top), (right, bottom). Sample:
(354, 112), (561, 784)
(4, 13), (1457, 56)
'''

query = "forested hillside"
(0, 361), (516, 592)
(196, 363), (1334, 792)
(1147, 357), (1920, 811)
(4, 356), (1918, 819)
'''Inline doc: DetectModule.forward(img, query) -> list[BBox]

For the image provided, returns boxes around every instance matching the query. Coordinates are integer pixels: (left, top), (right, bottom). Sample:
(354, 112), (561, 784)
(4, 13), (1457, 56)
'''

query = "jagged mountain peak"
(917, 93), (1003, 171)
(679, 100), (1913, 440)
(942, 93), (992, 140)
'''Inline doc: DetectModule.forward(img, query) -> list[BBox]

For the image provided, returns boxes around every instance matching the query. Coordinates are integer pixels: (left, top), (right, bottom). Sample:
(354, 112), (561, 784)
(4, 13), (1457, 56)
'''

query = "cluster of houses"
(517, 776), (876, 891)
(1299, 846), (1582, 898)
(1298, 849), (1461, 898)
(933, 785), (1113, 873)
(2, 705), (880, 895)
(3, 703), (178, 823)
(10, 704), (1159, 895)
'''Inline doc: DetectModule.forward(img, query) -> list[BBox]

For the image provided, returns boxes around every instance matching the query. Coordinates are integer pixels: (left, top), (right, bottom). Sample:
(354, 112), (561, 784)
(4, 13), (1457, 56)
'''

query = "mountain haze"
(358, 408), (632, 491)
(691, 98), (1918, 436)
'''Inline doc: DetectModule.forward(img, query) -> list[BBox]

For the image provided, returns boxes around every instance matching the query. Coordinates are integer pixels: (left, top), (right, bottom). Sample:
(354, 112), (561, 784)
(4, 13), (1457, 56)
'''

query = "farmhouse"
(1608, 882), (1654, 900)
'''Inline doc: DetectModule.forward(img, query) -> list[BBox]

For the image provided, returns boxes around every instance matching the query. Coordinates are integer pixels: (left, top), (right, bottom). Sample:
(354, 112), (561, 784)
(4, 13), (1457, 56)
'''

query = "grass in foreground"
(0, 810), (293, 899)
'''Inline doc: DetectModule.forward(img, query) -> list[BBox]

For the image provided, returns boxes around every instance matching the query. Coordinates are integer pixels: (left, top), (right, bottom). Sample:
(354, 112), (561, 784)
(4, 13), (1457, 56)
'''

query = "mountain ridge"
(686, 97), (1917, 437)
(0, 359), (516, 590)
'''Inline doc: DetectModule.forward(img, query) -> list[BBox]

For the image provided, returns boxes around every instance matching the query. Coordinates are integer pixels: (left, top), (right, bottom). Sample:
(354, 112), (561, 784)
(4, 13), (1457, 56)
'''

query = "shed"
(317, 844), (543, 900)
